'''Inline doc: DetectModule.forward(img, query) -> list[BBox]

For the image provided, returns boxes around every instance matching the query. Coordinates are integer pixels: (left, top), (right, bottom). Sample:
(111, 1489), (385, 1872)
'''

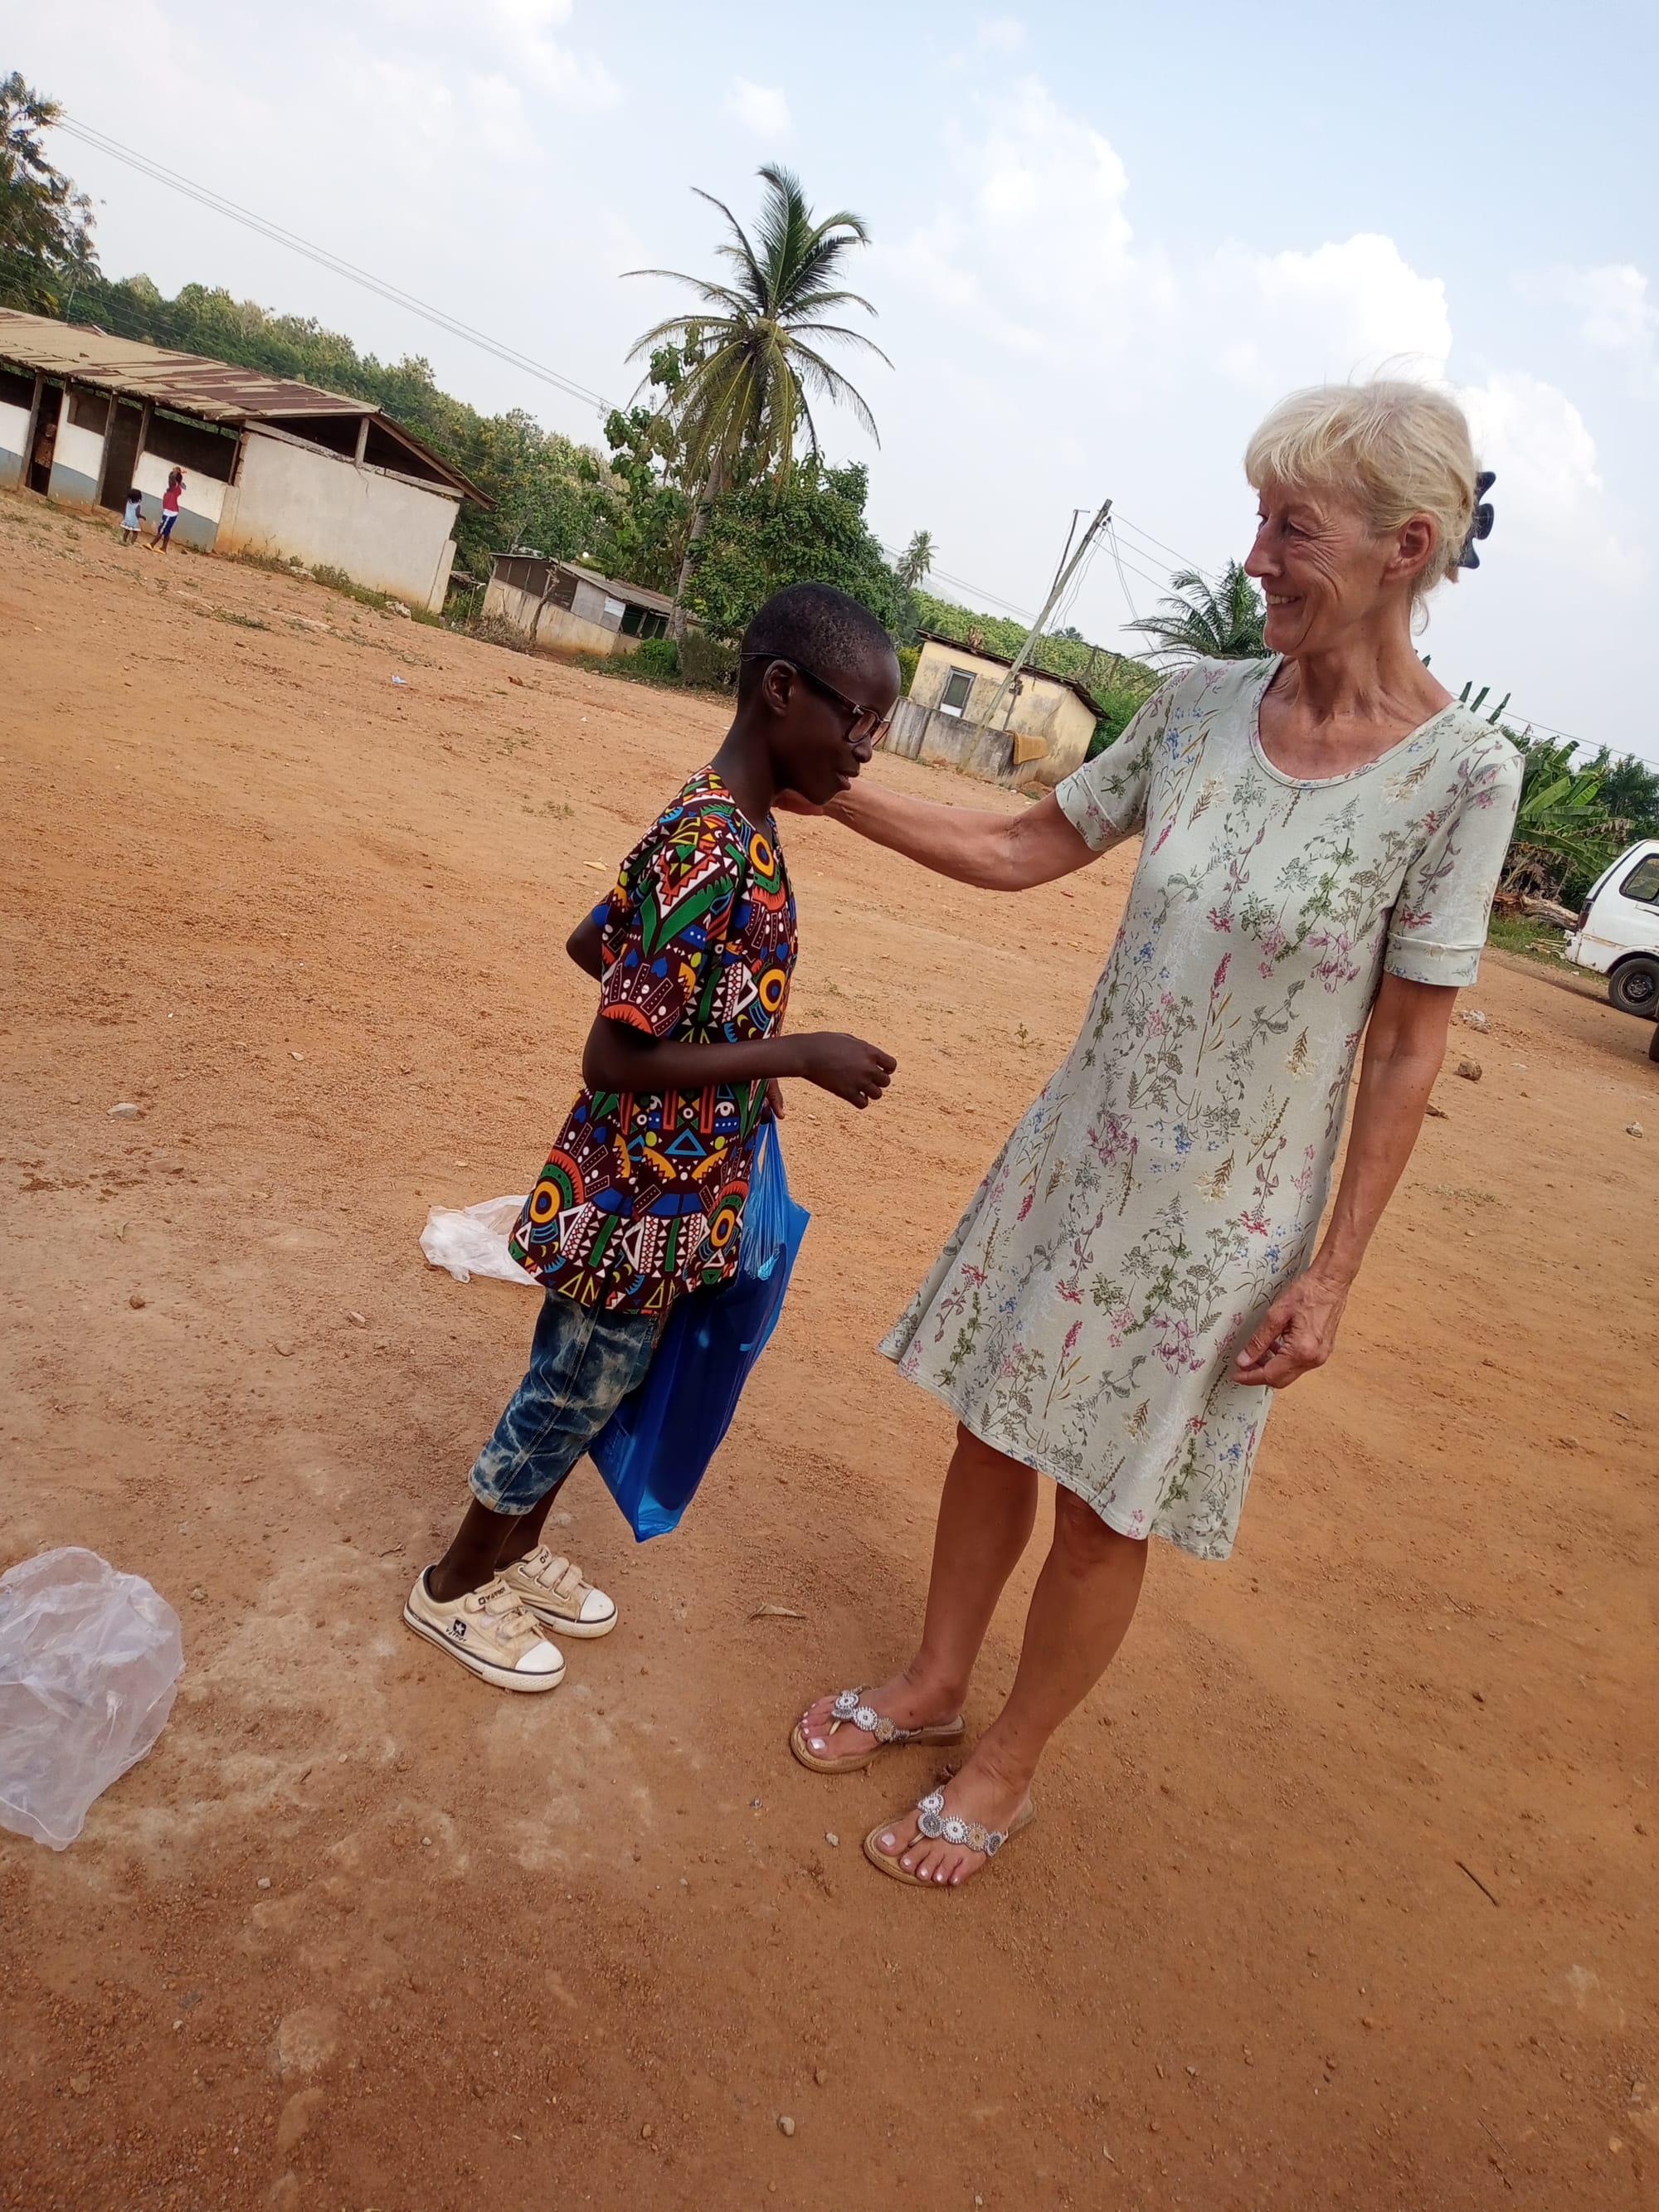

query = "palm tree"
(1501, 743), (1609, 897)
(897, 528), (934, 591)
(1131, 561), (1267, 664)
(625, 164), (888, 637)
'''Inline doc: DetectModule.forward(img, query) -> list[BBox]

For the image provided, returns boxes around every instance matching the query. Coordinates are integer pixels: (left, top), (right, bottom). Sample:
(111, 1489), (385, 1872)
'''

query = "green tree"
(683, 459), (907, 642)
(1132, 561), (1267, 664)
(897, 528), (934, 589)
(625, 163), (888, 637)
(0, 72), (97, 315)
(581, 340), (698, 592)
(1501, 742), (1609, 898)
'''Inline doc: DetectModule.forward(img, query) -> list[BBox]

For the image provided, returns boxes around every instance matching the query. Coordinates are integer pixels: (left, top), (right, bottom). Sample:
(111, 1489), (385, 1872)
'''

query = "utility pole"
(979, 498), (1112, 738)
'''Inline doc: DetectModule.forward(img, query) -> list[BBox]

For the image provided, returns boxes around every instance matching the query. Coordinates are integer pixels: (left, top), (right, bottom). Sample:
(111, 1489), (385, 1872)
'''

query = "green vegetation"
(624, 163), (888, 637)
(1132, 561), (1267, 664)
(0, 73), (95, 316)
(1498, 732), (1659, 906)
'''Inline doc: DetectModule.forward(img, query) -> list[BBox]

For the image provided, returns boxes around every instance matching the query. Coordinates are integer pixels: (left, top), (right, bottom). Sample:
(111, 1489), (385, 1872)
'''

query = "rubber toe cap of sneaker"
(516, 1640), (565, 1675)
(579, 1590), (615, 1625)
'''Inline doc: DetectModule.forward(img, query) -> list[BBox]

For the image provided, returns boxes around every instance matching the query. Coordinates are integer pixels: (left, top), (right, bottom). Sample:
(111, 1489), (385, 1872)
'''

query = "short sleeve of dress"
(1384, 730), (1523, 988)
(1054, 673), (1184, 850)
(600, 804), (742, 1039)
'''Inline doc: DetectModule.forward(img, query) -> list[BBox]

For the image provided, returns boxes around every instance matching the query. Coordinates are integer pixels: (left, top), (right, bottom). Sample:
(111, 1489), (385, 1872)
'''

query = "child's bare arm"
(566, 912), (604, 980)
(582, 1016), (895, 1111)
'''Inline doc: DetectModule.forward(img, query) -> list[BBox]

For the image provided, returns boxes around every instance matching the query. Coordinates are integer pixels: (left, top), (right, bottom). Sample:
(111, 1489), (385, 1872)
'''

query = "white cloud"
(1456, 369), (1644, 593)
(1530, 262), (1657, 352)
(725, 78), (791, 139)
(975, 15), (1028, 51)
(1205, 235), (1452, 393)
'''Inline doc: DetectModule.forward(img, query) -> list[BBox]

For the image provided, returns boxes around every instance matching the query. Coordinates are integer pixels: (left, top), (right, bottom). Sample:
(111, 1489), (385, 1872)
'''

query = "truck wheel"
(1651, 1018), (1659, 1062)
(1608, 956), (1659, 1017)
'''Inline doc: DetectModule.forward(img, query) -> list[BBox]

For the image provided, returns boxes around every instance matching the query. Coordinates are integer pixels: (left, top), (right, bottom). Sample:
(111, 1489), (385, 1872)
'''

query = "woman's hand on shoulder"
(1233, 1268), (1350, 1389)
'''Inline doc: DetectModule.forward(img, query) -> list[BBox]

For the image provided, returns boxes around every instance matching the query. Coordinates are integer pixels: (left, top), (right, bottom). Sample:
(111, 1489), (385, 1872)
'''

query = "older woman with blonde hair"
(786, 379), (1521, 1888)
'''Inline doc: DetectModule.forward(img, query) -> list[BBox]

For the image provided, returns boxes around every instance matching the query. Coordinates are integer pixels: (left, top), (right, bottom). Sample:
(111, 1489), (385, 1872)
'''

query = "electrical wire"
(52, 116), (620, 418)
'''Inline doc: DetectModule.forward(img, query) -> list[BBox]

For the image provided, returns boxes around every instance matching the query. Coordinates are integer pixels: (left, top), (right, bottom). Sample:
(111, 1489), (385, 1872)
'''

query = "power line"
(52, 116), (620, 419)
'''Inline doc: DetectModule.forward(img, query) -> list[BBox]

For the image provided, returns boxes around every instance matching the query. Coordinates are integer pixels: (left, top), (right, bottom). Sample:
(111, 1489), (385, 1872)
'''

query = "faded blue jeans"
(467, 1291), (658, 1515)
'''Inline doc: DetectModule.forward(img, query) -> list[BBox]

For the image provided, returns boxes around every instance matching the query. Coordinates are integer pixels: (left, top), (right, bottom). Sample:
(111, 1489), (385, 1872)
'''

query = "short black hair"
(737, 582), (896, 698)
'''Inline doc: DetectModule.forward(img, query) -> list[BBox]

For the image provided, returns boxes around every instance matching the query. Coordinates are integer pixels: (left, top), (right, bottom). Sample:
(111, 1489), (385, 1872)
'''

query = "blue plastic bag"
(591, 1118), (810, 1540)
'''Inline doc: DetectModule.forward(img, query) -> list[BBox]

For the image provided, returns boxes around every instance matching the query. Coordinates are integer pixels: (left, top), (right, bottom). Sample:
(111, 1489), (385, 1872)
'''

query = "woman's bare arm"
(811, 780), (1102, 892)
(1233, 972), (1457, 1388)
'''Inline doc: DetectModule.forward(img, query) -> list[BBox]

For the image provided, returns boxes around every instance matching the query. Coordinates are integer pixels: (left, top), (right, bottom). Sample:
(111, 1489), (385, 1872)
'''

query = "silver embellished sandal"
(789, 1687), (966, 1775)
(863, 1786), (1037, 1886)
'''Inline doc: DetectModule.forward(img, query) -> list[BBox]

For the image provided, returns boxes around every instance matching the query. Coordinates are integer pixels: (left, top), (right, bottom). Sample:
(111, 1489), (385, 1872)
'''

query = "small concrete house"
(483, 554), (674, 658)
(0, 310), (484, 611)
(886, 632), (1103, 788)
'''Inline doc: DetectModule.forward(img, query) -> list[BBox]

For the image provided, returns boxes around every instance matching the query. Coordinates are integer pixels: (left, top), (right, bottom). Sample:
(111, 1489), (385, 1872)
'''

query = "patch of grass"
(212, 609), (269, 632)
(1487, 913), (1571, 965)
(567, 650), (730, 702)
(523, 798), (574, 821)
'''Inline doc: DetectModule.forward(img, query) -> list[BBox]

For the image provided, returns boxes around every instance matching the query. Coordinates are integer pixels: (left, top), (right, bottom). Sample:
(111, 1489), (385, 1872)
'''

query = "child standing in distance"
(403, 582), (902, 1691)
(120, 487), (144, 546)
(149, 468), (184, 552)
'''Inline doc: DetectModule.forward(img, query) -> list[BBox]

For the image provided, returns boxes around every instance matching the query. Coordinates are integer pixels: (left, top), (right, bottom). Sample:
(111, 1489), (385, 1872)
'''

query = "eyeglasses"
(742, 654), (893, 744)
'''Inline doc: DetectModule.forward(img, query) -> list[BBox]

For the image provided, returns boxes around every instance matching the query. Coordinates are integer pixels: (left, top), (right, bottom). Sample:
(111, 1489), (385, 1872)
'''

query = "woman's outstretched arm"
(804, 780), (1102, 892)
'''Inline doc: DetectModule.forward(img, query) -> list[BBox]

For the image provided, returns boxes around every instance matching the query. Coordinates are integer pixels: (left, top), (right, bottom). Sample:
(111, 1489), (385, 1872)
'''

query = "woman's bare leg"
(798, 1426), (1038, 1762)
(872, 1484), (1148, 1883)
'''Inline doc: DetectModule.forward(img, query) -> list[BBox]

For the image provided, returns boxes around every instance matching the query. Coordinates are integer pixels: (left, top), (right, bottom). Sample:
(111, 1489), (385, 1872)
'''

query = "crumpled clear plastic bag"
(0, 1548), (184, 1850)
(419, 1195), (537, 1286)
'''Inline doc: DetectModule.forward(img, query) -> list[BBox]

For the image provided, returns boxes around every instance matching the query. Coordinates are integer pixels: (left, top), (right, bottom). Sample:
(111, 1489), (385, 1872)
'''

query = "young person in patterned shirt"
(404, 584), (902, 1691)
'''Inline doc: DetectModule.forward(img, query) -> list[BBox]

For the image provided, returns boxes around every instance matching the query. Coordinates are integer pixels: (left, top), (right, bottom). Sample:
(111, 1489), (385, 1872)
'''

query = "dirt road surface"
(2, 494), (1657, 2211)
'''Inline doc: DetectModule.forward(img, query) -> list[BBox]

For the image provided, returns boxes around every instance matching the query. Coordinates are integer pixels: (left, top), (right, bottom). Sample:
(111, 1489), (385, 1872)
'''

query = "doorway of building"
(99, 400), (144, 512)
(27, 384), (62, 493)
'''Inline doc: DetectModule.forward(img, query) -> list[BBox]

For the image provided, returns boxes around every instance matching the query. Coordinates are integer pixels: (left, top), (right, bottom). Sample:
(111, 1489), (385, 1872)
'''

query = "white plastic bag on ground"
(0, 1548), (184, 1850)
(420, 1195), (537, 1286)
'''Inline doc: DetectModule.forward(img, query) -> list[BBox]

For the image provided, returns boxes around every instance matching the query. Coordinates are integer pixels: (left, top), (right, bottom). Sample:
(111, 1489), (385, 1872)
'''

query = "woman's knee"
(1053, 1485), (1145, 1572)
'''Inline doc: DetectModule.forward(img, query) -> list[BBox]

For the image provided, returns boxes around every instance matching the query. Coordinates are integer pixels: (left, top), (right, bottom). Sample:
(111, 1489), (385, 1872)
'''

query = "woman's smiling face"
(1244, 480), (1417, 657)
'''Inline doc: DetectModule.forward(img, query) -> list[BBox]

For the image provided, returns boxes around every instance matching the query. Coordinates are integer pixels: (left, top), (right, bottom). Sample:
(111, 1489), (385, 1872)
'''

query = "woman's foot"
(795, 1670), (963, 1770)
(867, 1750), (1034, 1886)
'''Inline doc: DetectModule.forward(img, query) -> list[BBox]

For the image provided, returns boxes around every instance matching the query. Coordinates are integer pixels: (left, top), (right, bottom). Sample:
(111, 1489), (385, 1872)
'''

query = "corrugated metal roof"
(916, 630), (1107, 717)
(563, 562), (677, 615)
(0, 309), (487, 502)
(490, 552), (677, 616)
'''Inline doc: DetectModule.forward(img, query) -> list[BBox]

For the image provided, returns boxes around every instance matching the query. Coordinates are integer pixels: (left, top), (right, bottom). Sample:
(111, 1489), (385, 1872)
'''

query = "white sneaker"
(499, 1546), (618, 1639)
(402, 1569), (566, 1691)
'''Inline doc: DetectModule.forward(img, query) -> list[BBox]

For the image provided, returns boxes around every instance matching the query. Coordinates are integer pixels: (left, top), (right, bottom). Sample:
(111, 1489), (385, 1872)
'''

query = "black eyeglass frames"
(741, 654), (893, 744)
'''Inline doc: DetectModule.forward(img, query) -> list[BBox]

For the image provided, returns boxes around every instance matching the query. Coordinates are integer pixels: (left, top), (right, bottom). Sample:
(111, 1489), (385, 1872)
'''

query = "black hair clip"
(1459, 470), (1496, 569)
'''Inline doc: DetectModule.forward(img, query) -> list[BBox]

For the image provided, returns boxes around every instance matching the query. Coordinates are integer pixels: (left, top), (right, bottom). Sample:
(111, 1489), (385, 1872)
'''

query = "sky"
(16, 0), (1659, 761)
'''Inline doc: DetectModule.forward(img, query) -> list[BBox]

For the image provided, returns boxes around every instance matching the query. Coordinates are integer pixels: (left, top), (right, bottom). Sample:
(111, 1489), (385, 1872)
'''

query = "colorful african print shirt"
(511, 769), (796, 1315)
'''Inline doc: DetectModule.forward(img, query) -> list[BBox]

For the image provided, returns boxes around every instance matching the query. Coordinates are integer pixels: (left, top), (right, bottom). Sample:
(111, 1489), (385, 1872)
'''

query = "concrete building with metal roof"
(0, 310), (487, 611)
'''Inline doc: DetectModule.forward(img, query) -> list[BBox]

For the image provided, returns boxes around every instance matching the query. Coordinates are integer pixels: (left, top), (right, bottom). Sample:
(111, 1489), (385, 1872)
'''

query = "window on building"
(0, 367), (35, 410)
(145, 411), (240, 483)
(619, 604), (669, 639)
(68, 390), (111, 433)
(1618, 854), (1659, 905)
(939, 667), (977, 717)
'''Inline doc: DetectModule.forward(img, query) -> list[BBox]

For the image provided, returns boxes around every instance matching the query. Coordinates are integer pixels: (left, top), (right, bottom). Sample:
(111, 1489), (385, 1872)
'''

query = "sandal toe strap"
(828, 1687), (916, 1745)
(914, 1787), (1007, 1856)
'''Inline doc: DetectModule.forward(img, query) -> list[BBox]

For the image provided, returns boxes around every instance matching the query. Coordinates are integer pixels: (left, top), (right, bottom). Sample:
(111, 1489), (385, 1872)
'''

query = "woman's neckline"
(1248, 655), (1462, 790)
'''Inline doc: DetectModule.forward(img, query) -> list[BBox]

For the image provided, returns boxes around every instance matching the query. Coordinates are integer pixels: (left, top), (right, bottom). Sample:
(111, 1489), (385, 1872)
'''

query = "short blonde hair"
(1244, 379), (1479, 596)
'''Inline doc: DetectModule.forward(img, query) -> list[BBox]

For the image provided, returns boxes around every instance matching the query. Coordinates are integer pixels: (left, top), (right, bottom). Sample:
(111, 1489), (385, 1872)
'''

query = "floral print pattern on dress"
(880, 657), (1522, 1560)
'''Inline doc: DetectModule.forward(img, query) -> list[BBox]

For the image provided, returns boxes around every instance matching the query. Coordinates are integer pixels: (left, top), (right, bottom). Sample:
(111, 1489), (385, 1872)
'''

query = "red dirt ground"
(2, 491), (1657, 2212)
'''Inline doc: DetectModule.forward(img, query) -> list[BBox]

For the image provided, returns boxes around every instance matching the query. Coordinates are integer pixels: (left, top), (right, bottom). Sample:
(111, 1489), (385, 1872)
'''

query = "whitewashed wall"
(216, 430), (460, 611)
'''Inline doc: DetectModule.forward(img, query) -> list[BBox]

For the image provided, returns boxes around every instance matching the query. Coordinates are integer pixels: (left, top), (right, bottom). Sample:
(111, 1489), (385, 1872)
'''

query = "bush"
(631, 636), (680, 681)
(679, 630), (739, 690)
(896, 644), (918, 694)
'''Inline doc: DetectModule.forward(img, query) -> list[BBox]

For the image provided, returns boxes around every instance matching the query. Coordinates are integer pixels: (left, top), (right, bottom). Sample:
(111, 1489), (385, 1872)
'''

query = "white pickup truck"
(1562, 838), (1659, 1059)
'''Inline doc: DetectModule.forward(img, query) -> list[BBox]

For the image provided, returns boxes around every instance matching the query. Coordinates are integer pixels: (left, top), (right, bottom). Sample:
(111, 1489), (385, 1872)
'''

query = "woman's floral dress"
(881, 657), (1523, 1560)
